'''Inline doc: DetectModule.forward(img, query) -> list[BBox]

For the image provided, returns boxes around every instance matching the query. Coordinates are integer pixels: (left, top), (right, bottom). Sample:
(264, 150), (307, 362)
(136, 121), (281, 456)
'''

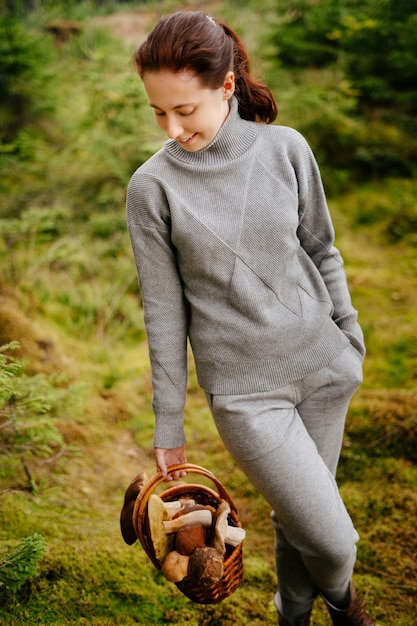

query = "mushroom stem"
(163, 501), (183, 518)
(225, 525), (246, 546)
(163, 509), (213, 534)
(212, 500), (246, 553)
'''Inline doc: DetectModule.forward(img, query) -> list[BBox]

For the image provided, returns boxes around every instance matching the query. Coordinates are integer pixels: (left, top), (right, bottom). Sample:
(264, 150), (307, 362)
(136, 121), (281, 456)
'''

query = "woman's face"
(142, 69), (235, 152)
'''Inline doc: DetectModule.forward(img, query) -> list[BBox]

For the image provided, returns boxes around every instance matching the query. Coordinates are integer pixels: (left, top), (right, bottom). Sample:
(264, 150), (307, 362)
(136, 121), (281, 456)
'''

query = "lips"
(179, 133), (197, 144)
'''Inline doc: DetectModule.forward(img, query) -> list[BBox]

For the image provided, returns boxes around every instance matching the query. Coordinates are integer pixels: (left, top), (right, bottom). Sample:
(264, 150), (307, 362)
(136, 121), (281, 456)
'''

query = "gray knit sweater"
(126, 97), (364, 448)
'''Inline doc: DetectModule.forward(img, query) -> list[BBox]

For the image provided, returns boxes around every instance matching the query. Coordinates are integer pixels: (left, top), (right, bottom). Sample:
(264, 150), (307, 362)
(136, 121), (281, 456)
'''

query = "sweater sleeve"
(126, 170), (189, 448)
(293, 135), (365, 358)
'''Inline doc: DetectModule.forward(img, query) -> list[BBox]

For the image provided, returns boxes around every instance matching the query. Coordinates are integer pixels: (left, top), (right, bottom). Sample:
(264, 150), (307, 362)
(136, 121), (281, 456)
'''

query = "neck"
(164, 97), (257, 166)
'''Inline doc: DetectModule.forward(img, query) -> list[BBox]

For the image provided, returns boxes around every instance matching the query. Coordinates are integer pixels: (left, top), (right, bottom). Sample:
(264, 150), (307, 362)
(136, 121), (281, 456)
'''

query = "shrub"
(0, 533), (47, 594)
(0, 16), (57, 145)
(0, 342), (85, 491)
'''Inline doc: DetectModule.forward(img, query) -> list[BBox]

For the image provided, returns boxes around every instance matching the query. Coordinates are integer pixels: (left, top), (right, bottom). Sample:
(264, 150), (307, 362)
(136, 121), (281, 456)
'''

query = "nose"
(165, 116), (184, 140)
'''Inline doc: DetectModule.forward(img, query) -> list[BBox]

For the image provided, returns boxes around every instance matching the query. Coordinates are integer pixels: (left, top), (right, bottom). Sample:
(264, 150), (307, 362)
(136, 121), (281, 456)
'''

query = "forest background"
(1, 0), (416, 624)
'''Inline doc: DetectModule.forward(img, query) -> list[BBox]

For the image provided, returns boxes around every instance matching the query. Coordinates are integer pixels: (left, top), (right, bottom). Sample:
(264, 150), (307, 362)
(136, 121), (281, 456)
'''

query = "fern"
(0, 534), (46, 593)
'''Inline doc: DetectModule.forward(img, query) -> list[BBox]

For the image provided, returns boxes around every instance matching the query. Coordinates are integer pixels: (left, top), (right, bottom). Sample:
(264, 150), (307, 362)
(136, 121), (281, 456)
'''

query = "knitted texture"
(127, 98), (364, 448)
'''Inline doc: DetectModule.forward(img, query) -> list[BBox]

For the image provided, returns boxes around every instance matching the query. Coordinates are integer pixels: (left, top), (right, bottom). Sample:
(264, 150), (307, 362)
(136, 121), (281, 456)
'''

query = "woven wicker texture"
(132, 463), (244, 604)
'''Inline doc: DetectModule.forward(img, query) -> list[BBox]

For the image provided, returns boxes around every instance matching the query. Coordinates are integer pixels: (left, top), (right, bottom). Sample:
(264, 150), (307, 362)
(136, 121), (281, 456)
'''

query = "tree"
(269, 0), (417, 115)
(0, 16), (56, 145)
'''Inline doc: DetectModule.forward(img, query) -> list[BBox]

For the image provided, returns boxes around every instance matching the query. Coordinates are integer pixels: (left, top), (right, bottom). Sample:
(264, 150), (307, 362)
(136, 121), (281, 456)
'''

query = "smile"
(179, 133), (197, 144)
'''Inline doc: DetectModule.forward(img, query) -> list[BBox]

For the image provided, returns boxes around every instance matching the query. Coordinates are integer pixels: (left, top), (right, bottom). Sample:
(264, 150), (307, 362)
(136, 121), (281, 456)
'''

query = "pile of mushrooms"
(148, 494), (245, 587)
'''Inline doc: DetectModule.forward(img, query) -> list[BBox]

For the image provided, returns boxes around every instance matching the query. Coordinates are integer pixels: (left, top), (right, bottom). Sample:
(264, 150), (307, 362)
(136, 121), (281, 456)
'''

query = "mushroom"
(161, 550), (190, 582)
(172, 502), (215, 518)
(163, 500), (183, 518)
(212, 500), (246, 555)
(163, 497), (199, 518)
(188, 546), (224, 587)
(120, 473), (147, 545)
(148, 494), (173, 561)
(175, 523), (207, 555)
(163, 508), (213, 534)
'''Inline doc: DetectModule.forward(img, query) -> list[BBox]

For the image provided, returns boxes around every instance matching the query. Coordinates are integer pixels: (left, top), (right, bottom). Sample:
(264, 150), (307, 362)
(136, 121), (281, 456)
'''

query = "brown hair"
(133, 11), (278, 124)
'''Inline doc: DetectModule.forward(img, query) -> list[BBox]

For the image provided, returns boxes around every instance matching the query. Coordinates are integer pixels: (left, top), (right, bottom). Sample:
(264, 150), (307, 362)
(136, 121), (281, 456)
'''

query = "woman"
(126, 11), (375, 626)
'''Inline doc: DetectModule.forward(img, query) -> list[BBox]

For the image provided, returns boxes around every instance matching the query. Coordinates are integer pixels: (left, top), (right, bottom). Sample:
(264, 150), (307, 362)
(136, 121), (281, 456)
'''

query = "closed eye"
(153, 108), (195, 117)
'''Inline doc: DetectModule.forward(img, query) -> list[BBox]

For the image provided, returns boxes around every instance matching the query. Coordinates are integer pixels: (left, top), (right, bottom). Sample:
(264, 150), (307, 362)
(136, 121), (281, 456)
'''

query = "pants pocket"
(210, 391), (289, 462)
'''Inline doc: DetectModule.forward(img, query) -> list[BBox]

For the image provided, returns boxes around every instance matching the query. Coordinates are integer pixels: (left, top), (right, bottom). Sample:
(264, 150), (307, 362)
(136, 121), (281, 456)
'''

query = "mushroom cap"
(148, 494), (173, 561)
(188, 546), (225, 587)
(120, 500), (137, 545)
(175, 523), (206, 555)
(161, 550), (190, 582)
(120, 473), (146, 545)
(212, 499), (231, 555)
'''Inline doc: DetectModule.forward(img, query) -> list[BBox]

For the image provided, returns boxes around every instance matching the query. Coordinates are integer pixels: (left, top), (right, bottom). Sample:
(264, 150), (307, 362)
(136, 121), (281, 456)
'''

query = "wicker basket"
(132, 463), (244, 604)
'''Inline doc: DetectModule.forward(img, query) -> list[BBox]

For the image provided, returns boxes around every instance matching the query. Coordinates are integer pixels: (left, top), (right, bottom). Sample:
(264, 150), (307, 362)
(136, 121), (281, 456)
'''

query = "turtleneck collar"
(163, 96), (258, 166)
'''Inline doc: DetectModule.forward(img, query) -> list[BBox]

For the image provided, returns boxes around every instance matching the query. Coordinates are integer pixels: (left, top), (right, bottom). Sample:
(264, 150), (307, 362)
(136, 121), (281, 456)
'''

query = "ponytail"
(134, 11), (278, 124)
(219, 21), (278, 124)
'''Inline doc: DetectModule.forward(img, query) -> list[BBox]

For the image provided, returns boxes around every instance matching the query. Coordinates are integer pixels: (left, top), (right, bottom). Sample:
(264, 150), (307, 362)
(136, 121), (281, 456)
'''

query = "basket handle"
(138, 463), (237, 511)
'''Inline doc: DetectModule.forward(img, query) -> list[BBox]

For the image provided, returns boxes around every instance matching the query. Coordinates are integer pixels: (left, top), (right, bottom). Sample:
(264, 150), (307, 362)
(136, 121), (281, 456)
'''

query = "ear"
(223, 71), (235, 100)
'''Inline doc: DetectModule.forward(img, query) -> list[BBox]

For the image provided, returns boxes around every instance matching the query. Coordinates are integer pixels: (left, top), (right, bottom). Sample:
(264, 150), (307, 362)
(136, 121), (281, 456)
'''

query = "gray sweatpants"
(206, 344), (363, 610)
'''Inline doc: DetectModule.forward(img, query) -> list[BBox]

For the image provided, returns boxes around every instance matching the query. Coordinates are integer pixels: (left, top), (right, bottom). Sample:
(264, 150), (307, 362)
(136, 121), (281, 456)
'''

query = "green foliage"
(3, 1), (148, 20)
(266, 0), (417, 180)
(0, 205), (145, 349)
(386, 204), (417, 246)
(269, 0), (417, 112)
(0, 15), (57, 145)
(70, 61), (156, 216)
(0, 342), (86, 491)
(347, 178), (417, 245)
(0, 533), (46, 594)
(1, 10), (159, 218)
(0, 207), (68, 284)
(268, 0), (342, 67)
(340, 3), (417, 112)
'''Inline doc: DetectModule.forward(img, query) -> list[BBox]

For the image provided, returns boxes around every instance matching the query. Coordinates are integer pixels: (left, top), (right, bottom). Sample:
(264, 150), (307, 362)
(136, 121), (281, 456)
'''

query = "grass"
(1, 1), (417, 624)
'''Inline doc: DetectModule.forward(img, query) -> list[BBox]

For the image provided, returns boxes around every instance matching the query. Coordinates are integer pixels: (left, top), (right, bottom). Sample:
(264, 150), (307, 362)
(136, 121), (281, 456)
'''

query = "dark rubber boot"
(324, 581), (376, 626)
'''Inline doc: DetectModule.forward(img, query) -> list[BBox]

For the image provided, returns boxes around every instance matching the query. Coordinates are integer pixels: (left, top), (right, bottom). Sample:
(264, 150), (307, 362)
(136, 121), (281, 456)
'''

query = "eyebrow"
(149, 102), (195, 110)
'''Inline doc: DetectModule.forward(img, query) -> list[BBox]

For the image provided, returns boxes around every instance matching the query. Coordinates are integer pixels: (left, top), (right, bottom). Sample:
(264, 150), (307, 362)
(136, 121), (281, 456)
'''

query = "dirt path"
(91, 11), (154, 47)
(90, 3), (222, 48)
